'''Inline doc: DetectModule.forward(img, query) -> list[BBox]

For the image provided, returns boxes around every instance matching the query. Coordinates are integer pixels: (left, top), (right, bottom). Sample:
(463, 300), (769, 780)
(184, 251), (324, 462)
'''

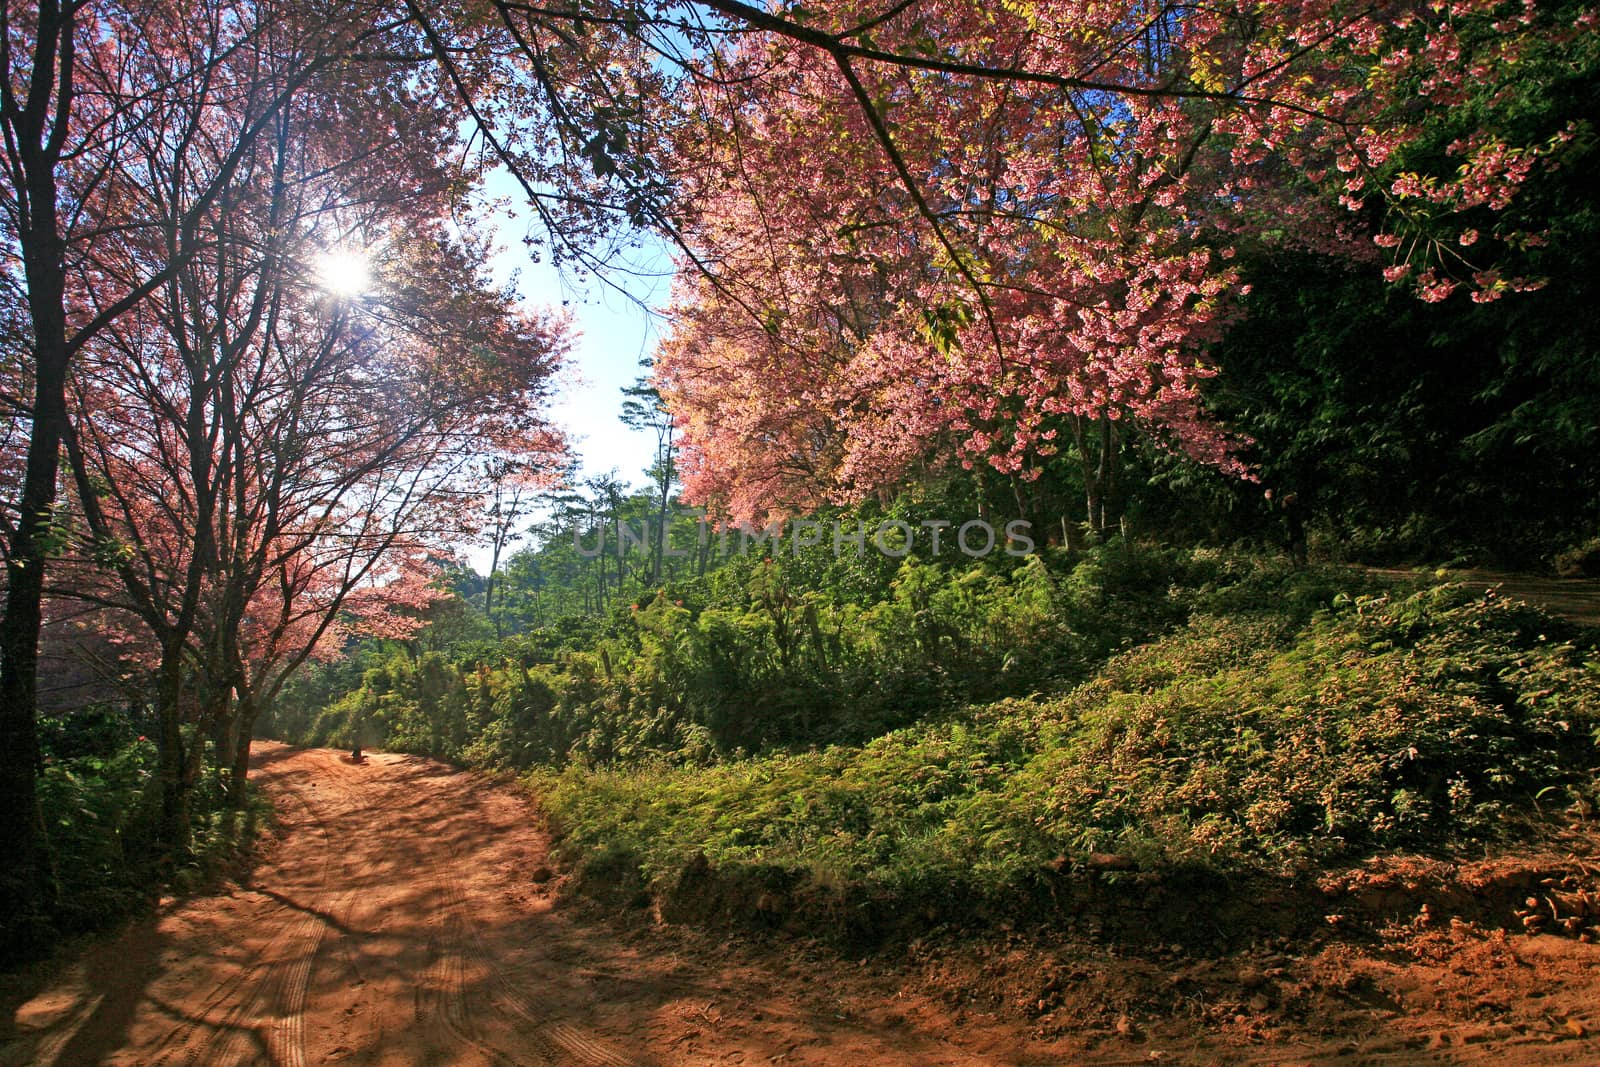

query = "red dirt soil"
(3, 743), (1600, 1065)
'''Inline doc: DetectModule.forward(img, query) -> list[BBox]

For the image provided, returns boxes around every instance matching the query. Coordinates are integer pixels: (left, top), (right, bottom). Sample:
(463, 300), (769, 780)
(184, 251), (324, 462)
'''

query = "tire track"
(144, 944), (278, 1066)
(148, 772), (333, 1067)
(0, 993), (104, 1067)
(179, 757), (370, 1067)
(185, 774), (334, 1067)
(413, 869), (544, 1066)
(124, 751), (641, 1067)
(265, 883), (365, 1067)
(266, 756), (380, 1067)
(326, 753), (537, 1067)
(426, 805), (641, 1067)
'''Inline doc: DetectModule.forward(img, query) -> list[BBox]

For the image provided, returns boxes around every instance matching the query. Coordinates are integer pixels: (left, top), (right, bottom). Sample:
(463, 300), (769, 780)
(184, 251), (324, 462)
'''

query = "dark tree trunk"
(228, 693), (259, 809)
(1070, 412), (1123, 539)
(0, 72), (75, 948)
(229, 733), (253, 808)
(154, 650), (193, 860)
(651, 439), (672, 585)
(1070, 415), (1100, 537)
(484, 569), (500, 638)
(0, 344), (64, 947)
(0, 358), (65, 946)
(1098, 417), (1120, 536)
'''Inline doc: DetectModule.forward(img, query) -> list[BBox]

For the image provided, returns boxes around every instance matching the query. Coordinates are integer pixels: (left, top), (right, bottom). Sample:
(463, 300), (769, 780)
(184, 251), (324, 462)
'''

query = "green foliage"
(1555, 536), (1600, 578)
(270, 538), (1598, 933)
(35, 733), (267, 932)
(272, 543), (1242, 767)
(534, 581), (1600, 921)
(1194, 18), (1600, 568)
(38, 703), (145, 761)
(1027, 586), (1600, 866)
(36, 739), (159, 930)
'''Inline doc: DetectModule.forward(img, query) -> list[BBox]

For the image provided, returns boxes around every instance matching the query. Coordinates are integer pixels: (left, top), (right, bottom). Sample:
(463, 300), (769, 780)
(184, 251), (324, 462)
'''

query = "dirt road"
(1361, 567), (1600, 626)
(6, 744), (1600, 1066)
(0, 744), (1059, 1067)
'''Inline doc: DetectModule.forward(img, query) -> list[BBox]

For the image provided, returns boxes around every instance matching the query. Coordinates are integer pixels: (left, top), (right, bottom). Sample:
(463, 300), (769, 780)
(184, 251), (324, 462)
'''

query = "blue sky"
(481, 173), (675, 486)
(470, 174), (675, 569)
(515, 251), (671, 485)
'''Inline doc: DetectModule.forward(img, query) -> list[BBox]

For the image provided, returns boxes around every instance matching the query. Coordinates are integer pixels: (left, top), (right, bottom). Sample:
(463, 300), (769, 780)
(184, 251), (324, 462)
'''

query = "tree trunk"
(154, 651), (193, 860)
(652, 441), (672, 585)
(1098, 417), (1120, 536)
(0, 532), (56, 955)
(228, 693), (259, 809)
(1070, 415), (1100, 539)
(1070, 412), (1123, 539)
(484, 569), (500, 638)
(229, 734), (253, 808)
(0, 363), (64, 950)
(1010, 476), (1031, 534)
(0, 121), (75, 951)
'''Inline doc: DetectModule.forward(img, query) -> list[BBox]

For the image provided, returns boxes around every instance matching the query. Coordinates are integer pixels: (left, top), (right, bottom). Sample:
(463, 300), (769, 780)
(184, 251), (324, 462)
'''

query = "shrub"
(1554, 536), (1600, 577)
(536, 583), (1600, 924)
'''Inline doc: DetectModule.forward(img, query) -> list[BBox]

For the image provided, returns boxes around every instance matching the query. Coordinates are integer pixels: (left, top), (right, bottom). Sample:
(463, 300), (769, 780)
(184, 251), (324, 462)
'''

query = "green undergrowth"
(534, 580), (1600, 927)
(36, 717), (270, 936)
(276, 544), (1367, 770)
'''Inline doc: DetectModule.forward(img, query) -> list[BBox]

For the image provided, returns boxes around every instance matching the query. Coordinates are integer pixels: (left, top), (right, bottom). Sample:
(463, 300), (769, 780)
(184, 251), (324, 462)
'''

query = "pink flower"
(1458, 229), (1480, 247)
(1418, 275), (1459, 302)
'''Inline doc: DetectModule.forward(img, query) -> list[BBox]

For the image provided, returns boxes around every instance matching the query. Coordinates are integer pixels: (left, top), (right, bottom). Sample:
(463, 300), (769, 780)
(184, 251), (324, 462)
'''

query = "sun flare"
(314, 249), (372, 298)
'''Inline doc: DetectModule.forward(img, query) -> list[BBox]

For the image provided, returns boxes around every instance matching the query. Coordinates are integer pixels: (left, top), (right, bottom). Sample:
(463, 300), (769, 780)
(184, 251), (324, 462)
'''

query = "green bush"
(273, 543), (1254, 768)
(534, 583), (1600, 920)
(36, 734), (268, 933)
(268, 547), (1599, 928)
(1027, 586), (1600, 866)
(37, 740), (159, 930)
(1555, 536), (1600, 578)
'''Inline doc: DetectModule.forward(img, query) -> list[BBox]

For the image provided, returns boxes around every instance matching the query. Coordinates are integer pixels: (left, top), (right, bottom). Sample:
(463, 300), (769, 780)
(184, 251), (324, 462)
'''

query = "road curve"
(0, 744), (1026, 1066)
(0, 746), (656, 1067)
